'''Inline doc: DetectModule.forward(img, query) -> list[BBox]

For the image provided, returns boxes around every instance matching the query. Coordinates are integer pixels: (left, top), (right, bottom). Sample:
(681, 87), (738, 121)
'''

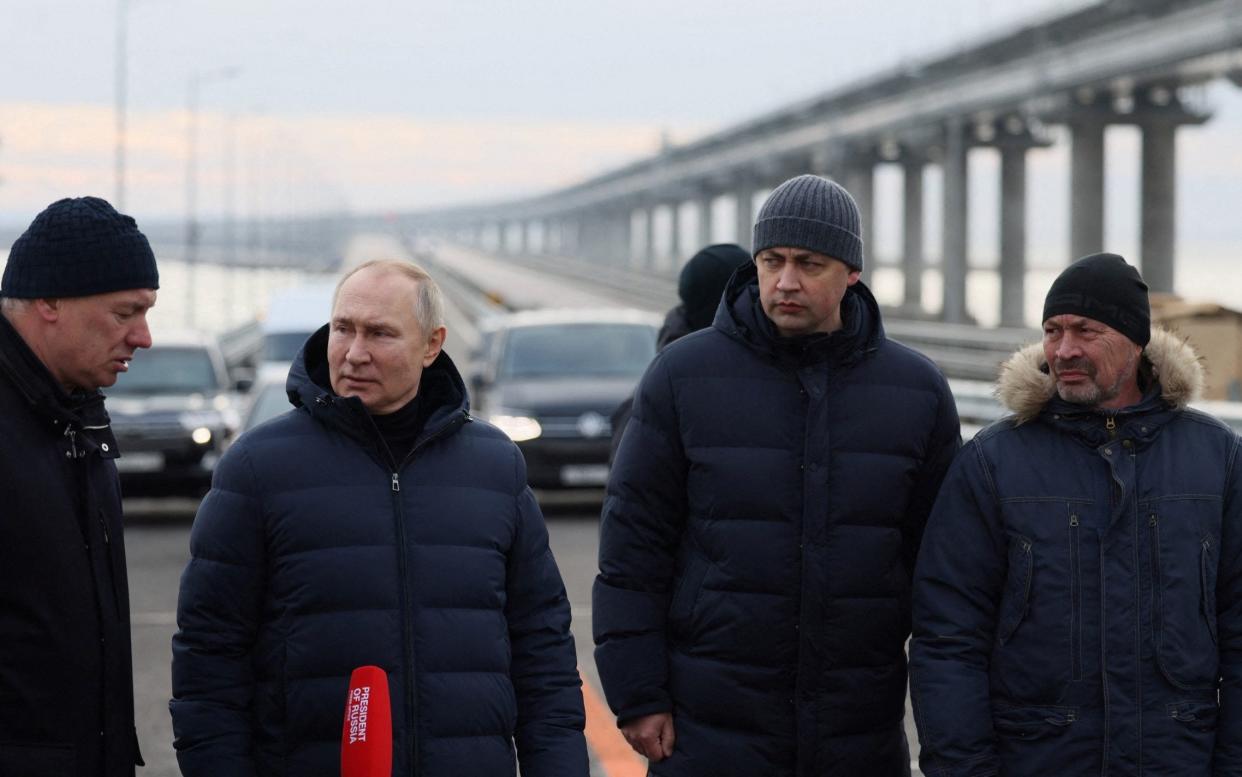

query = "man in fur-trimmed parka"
(910, 253), (1242, 776)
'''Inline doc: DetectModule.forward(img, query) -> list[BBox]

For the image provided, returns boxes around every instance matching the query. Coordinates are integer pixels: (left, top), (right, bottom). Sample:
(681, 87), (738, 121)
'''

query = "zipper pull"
(99, 515), (111, 546)
(1105, 416), (1116, 432)
(1070, 513), (1079, 527)
(391, 473), (400, 492)
(64, 427), (79, 459)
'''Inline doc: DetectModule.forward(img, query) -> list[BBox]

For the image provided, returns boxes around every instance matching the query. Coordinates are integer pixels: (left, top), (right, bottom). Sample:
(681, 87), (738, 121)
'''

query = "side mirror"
(232, 368), (256, 394)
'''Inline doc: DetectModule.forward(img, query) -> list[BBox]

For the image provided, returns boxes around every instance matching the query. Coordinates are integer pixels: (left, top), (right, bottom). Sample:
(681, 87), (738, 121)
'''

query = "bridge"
(365, 0), (1242, 327)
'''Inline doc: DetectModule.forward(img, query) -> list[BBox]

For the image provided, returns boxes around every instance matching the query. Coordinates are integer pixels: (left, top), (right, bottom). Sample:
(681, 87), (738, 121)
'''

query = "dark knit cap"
(679, 243), (749, 331)
(2, 197), (158, 299)
(1042, 252), (1150, 347)
(752, 174), (863, 271)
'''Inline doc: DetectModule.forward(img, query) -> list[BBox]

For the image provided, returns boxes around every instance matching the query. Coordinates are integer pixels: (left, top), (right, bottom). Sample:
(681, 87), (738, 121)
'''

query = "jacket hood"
(712, 261), (884, 366)
(996, 326), (1204, 424)
(284, 324), (470, 447)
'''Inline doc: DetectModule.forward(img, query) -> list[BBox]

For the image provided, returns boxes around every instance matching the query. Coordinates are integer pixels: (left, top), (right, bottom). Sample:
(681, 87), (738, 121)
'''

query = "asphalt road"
(124, 495), (922, 776)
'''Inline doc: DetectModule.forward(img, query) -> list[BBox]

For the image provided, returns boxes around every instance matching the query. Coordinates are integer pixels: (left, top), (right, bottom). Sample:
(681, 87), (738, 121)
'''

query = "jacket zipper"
(1104, 414), (1117, 438)
(1069, 510), (1081, 682)
(383, 412), (467, 776)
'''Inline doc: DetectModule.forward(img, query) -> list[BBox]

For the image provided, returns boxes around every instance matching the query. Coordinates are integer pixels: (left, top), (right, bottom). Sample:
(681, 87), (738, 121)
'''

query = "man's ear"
(32, 298), (62, 322)
(422, 325), (447, 367)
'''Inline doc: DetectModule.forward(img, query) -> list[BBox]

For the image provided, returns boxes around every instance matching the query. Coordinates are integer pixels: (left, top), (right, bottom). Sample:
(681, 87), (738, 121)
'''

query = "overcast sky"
(3, 0), (1242, 307)
(2, 0), (1109, 218)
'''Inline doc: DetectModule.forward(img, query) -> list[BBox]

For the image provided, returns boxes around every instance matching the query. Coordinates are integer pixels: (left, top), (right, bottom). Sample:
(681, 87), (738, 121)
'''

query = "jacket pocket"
(668, 551), (708, 632)
(1169, 699), (1218, 733)
(1149, 510), (1220, 690)
(1201, 536), (1218, 645)
(992, 703), (1077, 741)
(1068, 509), (1081, 682)
(0, 741), (75, 776)
(996, 534), (1033, 645)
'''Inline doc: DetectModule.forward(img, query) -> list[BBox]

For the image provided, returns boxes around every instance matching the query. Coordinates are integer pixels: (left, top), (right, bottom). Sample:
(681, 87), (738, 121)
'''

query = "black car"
(106, 332), (242, 495)
(470, 308), (661, 489)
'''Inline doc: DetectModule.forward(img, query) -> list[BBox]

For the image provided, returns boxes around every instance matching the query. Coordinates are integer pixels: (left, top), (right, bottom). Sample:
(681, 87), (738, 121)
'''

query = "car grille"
(536, 413), (613, 439)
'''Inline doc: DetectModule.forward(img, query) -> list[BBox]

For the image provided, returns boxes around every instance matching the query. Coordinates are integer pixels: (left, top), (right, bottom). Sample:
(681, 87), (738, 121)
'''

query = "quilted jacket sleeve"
(169, 443), (267, 777)
(909, 441), (1007, 777)
(902, 372), (962, 578)
(506, 458), (589, 777)
(592, 354), (688, 724)
(1215, 433), (1242, 775)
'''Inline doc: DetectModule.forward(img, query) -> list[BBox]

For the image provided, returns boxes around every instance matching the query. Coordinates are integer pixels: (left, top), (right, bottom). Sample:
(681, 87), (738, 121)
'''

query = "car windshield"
(499, 323), (656, 379)
(110, 347), (219, 395)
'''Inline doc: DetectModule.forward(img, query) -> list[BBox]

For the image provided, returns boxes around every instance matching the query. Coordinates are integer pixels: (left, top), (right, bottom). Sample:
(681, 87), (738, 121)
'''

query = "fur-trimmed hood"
(996, 327), (1204, 424)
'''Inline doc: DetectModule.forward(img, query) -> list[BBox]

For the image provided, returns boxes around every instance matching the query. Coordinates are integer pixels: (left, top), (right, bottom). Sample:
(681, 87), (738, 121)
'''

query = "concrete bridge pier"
(1068, 112), (1107, 261)
(901, 157), (926, 314)
(991, 117), (1050, 327)
(734, 178), (757, 252)
(841, 155), (876, 286)
(667, 200), (682, 269)
(696, 192), (714, 252)
(1137, 89), (1206, 293)
(941, 117), (971, 324)
(641, 204), (657, 270)
(999, 144), (1029, 327)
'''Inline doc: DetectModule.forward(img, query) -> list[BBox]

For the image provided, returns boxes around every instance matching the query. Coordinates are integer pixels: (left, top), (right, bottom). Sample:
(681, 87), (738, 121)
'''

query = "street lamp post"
(184, 67), (239, 329)
(114, 0), (128, 209)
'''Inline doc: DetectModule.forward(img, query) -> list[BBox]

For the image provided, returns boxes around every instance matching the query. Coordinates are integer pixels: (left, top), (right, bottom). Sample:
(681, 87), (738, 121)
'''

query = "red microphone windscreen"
(341, 665), (393, 777)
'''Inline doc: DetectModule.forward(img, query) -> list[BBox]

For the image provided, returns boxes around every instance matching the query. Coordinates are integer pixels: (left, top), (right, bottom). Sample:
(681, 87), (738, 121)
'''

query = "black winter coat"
(170, 327), (587, 777)
(0, 315), (141, 777)
(910, 330), (1242, 776)
(593, 266), (961, 777)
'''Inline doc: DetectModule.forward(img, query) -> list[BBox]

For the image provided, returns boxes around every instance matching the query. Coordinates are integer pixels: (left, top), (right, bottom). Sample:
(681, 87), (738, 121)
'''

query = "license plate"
(116, 452), (164, 473)
(560, 464), (609, 486)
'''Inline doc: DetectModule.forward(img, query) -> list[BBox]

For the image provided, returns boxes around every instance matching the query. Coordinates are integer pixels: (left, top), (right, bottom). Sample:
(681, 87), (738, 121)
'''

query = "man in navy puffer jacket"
(594, 175), (961, 776)
(910, 253), (1242, 776)
(171, 260), (588, 776)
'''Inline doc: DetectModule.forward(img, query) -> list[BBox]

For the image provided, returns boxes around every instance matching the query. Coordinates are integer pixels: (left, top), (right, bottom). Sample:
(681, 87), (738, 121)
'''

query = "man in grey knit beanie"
(595, 173), (960, 776)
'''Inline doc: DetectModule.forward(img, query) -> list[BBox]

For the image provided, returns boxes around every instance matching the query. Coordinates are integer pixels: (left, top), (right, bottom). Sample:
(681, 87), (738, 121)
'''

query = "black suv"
(470, 308), (661, 489)
(106, 332), (242, 495)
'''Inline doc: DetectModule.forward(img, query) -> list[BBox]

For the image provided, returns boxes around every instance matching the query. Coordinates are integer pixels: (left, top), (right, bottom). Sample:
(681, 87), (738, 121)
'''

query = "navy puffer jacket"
(171, 327), (587, 777)
(910, 329), (1242, 777)
(593, 265), (960, 777)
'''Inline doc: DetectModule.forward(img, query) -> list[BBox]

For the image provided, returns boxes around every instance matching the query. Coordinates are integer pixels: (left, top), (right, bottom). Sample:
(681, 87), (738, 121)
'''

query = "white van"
(260, 281), (337, 368)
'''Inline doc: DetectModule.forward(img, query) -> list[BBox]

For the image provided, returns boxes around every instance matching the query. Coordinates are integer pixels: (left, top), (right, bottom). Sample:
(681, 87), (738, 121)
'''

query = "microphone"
(341, 665), (393, 777)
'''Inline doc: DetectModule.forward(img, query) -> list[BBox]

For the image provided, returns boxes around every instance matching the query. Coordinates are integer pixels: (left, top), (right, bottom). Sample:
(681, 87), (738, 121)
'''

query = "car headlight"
(190, 427), (213, 445)
(489, 411), (542, 442)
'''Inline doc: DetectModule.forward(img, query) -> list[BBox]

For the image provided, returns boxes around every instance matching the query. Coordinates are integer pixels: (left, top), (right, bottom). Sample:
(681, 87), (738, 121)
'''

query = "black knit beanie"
(1042, 252), (1150, 347)
(752, 174), (863, 271)
(2, 197), (159, 299)
(679, 243), (749, 331)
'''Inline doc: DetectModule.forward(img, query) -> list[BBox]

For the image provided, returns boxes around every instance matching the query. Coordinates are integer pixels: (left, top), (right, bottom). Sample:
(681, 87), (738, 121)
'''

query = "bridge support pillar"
(843, 160), (875, 286)
(1069, 117), (1106, 261)
(642, 206), (657, 269)
(1140, 120), (1177, 294)
(999, 144), (1029, 327)
(696, 194), (714, 250)
(902, 158), (925, 312)
(667, 201), (682, 270)
(941, 118), (971, 324)
(734, 181), (756, 252)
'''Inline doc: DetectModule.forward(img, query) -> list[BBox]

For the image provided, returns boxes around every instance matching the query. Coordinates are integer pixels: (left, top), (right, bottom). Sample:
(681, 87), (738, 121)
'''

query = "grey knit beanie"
(2, 197), (158, 299)
(752, 174), (863, 271)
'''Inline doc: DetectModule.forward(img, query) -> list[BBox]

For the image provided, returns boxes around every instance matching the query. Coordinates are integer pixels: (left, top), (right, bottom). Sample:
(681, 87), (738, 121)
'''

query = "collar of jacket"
(285, 323), (471, 453)
(0, 311), (112, 434)
(996, 326), (1204, 430)
(712, 262), (885, 368)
